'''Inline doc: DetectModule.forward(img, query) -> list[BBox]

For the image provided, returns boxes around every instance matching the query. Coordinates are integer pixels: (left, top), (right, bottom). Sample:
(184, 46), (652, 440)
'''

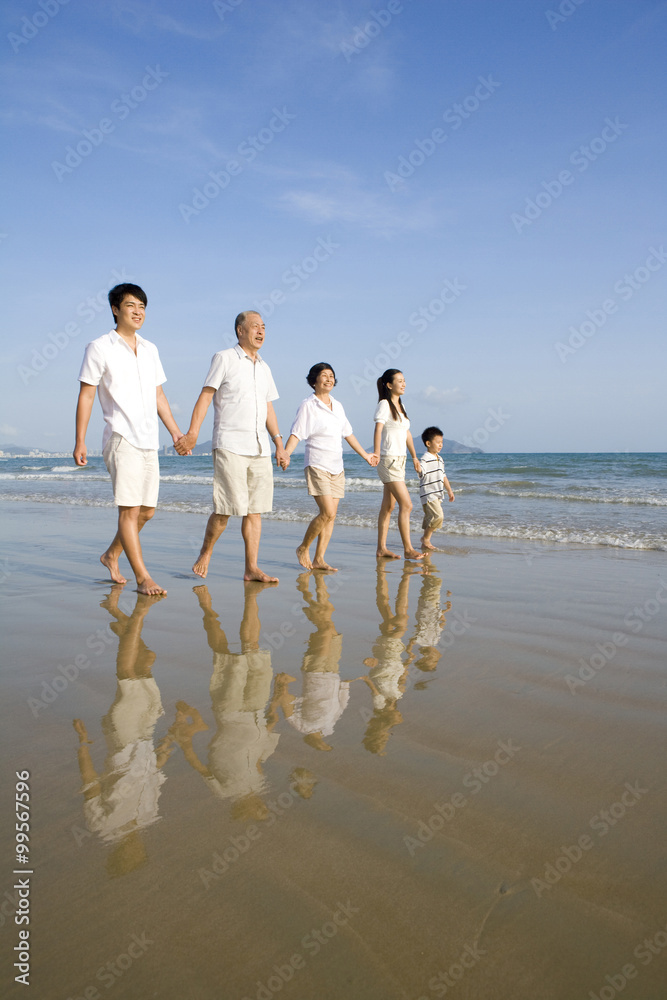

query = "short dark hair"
(234, 311), (261, 339)
(108, 284), (147, 322)
(421, 426), (443, 446)
(306, 362), (337, 389)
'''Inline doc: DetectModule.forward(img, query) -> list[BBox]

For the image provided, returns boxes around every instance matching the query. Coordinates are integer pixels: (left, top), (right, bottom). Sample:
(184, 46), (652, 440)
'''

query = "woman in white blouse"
(373, 368), (423, 560)
(285, 363), (378, 571)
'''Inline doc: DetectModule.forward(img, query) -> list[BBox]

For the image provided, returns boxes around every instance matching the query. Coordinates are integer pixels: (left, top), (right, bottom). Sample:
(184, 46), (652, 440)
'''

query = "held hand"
(172, 431), (192, 456)
(275, 445), (290, 470)
(366, 452), (379, 467)
(73, 443), (87, 467)
(412, 457), (421, 475)
(174, 432), (195, 456)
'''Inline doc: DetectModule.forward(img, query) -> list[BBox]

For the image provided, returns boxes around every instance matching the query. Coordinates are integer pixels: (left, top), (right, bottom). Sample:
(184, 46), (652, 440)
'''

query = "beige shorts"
(305, 466), (345, 499)
(377, 456), (406, 484)
(103, 433), (159, 508)
(422, 497), (444, 531)
(212, 449), (273, 515)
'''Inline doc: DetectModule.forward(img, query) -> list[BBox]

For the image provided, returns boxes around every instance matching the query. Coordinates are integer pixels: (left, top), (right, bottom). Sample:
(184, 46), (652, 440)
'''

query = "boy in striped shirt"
(418, 427), (455, 550)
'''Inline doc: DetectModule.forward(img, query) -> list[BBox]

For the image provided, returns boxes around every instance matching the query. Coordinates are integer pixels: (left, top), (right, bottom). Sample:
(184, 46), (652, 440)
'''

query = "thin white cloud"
(418, 386), (468, 407)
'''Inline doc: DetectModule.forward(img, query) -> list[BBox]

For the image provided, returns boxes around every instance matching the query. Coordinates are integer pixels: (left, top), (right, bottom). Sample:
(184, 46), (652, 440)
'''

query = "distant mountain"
(178, 438), (482, 456)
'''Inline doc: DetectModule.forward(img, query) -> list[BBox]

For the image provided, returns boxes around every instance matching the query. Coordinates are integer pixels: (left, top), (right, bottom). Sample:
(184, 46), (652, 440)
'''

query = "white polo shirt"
(289, 393), (353, 475)
(78, 331), (167, 451)
(204, 344), (279, 456)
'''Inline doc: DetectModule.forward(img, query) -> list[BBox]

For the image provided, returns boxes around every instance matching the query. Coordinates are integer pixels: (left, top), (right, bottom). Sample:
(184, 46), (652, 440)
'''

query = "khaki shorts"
(212, 449), (273, 515)
(377, 456), (406, 484)
(103, 433), (159, 508)
(422, 497), (444, 531)
(305, 466), (345, 499)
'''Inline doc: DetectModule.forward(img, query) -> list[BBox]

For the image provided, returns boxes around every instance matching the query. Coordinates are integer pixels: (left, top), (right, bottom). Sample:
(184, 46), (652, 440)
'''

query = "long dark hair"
(377, 369), (407, 423)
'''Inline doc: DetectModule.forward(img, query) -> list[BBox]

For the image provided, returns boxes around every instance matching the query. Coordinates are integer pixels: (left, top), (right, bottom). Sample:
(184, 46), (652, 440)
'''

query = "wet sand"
(1, 502), (666, 1000)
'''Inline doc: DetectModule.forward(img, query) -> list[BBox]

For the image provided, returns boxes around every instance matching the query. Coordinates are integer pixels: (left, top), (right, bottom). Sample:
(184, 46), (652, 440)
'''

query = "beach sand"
(1, 502), (666, 1000)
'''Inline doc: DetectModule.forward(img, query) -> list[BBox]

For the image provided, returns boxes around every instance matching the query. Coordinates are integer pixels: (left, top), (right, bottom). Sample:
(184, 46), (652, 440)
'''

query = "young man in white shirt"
(73, 283), (185, 595)
(175, 311), (289, 582)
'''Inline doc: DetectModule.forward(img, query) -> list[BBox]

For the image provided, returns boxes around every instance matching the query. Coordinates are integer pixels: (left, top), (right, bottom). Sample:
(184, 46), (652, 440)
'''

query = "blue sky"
(2, 0), (666, 453)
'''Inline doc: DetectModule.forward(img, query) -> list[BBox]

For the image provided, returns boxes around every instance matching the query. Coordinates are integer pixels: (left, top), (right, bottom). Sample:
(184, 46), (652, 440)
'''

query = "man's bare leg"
(376, 487), (400, 559)
(242, 513), (278, 582)
(117, 506), (167, 594)
(193, 513), (229, 578)
(100, 532), (127, 584)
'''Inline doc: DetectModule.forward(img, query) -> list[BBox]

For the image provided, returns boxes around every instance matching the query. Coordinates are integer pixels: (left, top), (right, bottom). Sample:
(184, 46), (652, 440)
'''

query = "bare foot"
(312, 560), (338, 571)
(376, 548), (400, 559)
(420, 536), (436, 550)
(100, 551), (127, 584)
(137, 576), (167, 595)
(192, 552), (212, 578)
(404, 549), (425, 560)
(73, 719), (92, 743)
(296, 545), (313, 569)
(244, 568), (279, 583)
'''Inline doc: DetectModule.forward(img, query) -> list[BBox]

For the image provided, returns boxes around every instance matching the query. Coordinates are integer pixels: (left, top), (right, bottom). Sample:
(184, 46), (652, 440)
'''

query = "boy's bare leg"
(377, 486), (400, 559)
(117, 505), (167, 595)
(421, 528), (436, 550)
(193, 513), (229, 578)
(242, 514), (278, 582)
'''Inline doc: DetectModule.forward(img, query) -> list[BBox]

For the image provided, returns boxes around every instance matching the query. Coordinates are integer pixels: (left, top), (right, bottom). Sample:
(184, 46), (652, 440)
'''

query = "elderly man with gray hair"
(175, 311), (289, 582)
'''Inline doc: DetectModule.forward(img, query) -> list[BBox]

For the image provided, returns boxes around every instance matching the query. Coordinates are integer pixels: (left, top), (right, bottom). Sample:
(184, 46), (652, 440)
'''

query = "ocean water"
(1, 452), (665, 551)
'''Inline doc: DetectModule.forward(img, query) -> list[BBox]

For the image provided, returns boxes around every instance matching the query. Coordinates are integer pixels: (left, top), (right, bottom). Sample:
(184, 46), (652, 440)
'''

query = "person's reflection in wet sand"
(405, 569), (452, 689)
(276, 572), (351, 753)
(360, 562), (423, 755)
(73, 587), (171, 877)
(172, 582), (297, 823)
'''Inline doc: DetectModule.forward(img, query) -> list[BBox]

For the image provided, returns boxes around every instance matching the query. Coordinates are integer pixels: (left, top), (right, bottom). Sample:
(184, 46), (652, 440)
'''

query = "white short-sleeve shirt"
(373, 399), (409, 457)
(78, 331), (167, 450)
(204, 344), (279, 456)
(289, 393), (353, 475)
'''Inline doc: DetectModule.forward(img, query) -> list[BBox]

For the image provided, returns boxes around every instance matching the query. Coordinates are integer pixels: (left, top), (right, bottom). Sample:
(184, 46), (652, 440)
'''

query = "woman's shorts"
(305, 466), (345, 499)
(377, 456), (406, 484)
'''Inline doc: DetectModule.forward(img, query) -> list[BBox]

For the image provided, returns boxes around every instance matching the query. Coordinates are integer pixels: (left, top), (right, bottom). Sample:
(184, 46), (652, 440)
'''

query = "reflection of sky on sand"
(73, 590), (170, 877)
